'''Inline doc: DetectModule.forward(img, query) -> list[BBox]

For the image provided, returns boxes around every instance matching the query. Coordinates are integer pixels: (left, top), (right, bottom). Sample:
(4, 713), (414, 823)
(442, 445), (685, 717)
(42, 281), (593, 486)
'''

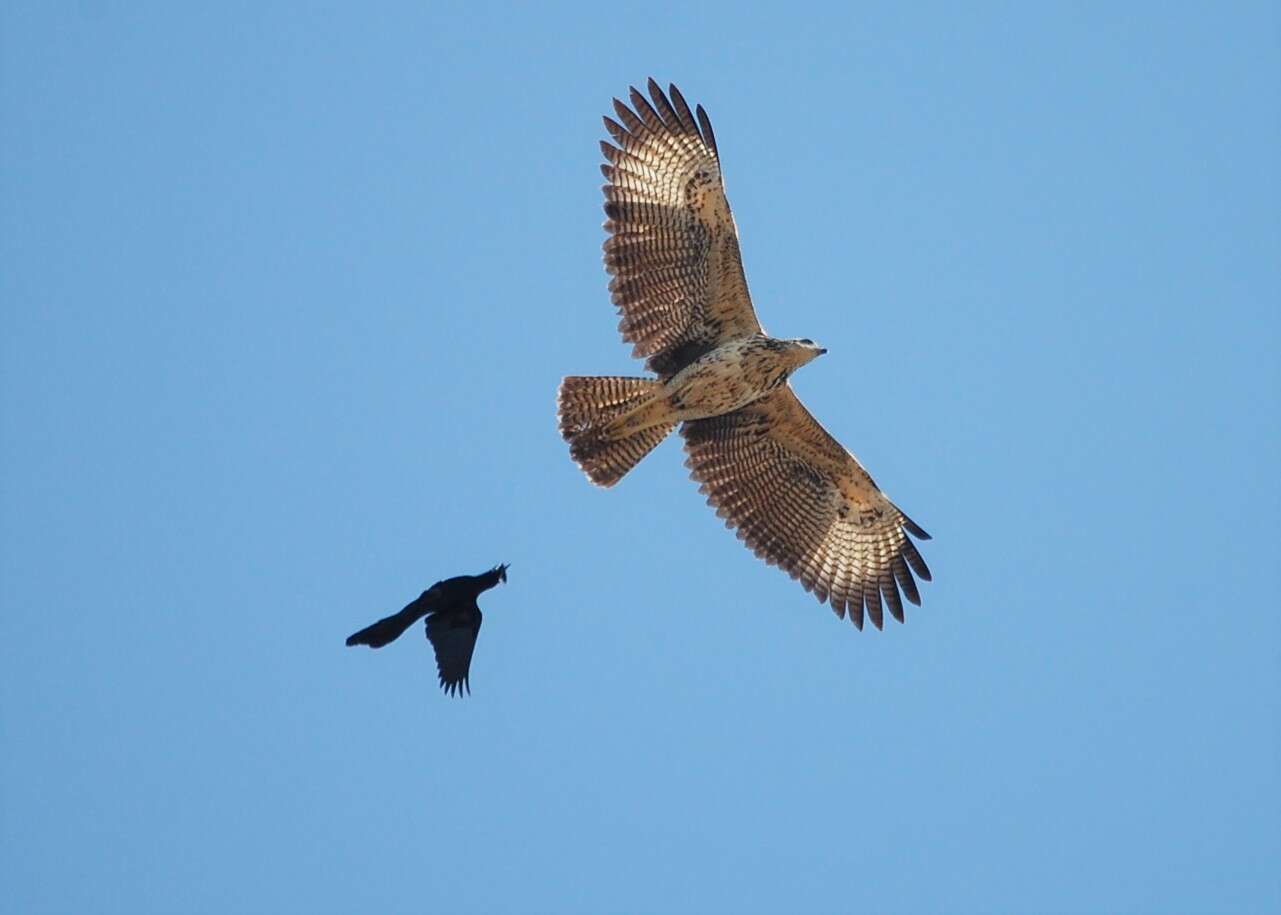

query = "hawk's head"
(787, 338), (828, 367)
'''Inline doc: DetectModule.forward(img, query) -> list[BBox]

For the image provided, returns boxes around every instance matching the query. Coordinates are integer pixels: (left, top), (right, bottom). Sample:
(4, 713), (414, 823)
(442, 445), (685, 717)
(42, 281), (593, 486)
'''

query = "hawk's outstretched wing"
(601, 79), (763, 379)
(682, 388), (932, 630)
(425, 609), (482, 697)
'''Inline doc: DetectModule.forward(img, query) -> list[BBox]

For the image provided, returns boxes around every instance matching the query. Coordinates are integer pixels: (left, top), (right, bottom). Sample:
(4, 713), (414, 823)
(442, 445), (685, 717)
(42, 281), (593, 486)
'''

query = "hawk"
(556, 80), (932, 630)
(345, 564), (508, 696)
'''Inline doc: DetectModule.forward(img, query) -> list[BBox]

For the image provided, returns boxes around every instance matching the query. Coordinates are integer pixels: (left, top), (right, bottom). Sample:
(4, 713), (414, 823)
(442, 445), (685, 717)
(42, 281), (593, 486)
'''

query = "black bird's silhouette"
(345, 564), (508, 696)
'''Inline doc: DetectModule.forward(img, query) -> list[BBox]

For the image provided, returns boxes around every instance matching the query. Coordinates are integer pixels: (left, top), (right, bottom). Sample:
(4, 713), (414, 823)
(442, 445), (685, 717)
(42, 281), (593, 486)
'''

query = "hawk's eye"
(799, 338), (813, 346)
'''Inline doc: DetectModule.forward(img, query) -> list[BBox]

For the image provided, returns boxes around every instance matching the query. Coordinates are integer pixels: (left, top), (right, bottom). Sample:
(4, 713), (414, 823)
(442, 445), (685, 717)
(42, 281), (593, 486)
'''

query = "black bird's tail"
(345, 607), (422, 648)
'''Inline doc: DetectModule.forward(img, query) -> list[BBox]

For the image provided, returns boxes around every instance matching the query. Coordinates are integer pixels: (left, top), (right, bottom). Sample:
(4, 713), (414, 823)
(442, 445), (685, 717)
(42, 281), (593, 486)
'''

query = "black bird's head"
(486, 563), (509, 588)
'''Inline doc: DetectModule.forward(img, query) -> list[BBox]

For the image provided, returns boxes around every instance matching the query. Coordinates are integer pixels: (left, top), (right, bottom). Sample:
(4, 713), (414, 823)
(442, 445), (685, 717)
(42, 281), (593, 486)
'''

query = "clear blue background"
(3, 3), (1278, 913)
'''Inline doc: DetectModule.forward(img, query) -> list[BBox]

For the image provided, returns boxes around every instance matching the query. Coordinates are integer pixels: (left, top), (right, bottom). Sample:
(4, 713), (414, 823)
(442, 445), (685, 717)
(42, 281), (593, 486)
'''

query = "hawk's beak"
(817, 348), (828, 356)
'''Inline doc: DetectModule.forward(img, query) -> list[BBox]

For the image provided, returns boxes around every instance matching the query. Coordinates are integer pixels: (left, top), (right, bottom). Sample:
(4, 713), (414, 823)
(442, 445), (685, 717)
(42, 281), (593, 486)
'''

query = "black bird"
(346, 564), (508, 696)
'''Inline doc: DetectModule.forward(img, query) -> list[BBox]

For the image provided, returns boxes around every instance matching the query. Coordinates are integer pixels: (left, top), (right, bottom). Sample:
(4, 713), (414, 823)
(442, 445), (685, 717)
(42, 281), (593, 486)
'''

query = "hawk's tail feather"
(557, 375), (675, 487)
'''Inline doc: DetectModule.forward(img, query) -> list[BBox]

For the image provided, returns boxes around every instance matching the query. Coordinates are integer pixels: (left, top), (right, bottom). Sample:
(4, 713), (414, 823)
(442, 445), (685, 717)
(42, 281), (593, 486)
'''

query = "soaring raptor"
(557, 80), (931, 630)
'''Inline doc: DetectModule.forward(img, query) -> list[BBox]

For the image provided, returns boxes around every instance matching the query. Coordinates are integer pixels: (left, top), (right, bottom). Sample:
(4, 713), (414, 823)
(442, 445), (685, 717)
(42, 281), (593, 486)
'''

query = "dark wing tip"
(848, 593), (866, 631)
(628, 84), (655, 121)
(602, 113), (628, 145)
(666, 83), (700, 138)
(882, 574), (905, 624)
(862, 584), (881, 631)
(902, 515), (931, 540)
(893, 555), (922, 607)
(901, 537), (932, 582)
(695, 104), (718, 156)
(439, 675), (471, 698)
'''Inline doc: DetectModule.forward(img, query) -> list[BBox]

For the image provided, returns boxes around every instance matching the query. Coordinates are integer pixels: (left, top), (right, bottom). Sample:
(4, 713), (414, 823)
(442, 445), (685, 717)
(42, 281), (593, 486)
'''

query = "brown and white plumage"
(560, 80), (932, 629)
(601, 80), (762, 378)
(683, 388), (931, 630)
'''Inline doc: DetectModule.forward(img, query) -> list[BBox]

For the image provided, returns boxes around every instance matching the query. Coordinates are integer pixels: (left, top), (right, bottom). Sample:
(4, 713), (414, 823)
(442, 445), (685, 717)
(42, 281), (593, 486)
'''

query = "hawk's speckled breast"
(664, 334), (795, 420)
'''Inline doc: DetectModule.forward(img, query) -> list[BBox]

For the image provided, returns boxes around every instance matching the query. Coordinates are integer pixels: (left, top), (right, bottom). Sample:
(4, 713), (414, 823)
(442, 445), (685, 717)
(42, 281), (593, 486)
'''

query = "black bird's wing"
(345, 587), (440, 648)
(425, 608), (482, 697)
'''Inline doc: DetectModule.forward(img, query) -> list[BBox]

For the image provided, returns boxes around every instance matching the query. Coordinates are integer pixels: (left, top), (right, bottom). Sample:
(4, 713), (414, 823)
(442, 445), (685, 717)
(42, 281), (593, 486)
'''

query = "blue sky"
(2, 3), (1278, 913)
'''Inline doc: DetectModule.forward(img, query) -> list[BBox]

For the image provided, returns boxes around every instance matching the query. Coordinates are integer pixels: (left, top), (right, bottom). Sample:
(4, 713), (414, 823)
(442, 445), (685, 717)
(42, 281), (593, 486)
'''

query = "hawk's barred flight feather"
(600, 80), (762, 379)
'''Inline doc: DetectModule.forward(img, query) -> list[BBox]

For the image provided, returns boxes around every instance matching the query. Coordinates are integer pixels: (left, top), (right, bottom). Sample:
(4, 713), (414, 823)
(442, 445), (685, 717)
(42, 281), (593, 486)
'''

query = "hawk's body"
(587, 335), (820, 441)
(557, 81), (932, 630)
(665, 335), (807, 416)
